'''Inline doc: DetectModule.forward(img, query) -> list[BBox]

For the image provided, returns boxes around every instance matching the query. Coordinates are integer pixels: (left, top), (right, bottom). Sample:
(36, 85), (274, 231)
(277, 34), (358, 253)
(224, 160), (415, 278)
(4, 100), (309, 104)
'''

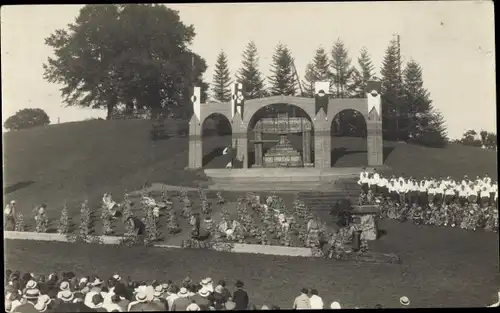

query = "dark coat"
(52, 302), (96, 312)
(233, 289), (249, 310)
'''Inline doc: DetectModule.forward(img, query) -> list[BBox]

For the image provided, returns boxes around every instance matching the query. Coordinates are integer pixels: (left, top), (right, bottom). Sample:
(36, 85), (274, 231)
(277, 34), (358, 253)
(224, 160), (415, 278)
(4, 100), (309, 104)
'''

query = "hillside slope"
(3, 119), (497, 217)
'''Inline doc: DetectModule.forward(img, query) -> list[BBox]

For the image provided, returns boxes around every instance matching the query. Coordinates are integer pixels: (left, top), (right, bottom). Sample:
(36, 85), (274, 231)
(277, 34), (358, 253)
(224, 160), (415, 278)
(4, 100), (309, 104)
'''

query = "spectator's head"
(169, 285), (179, 295)
(111, 294), (120, 304)
(135, 290), (148, 303)
(399, 296), (410, 306)
(92, 294), (104, 307)
(215, 285), (224, 294)
(261, 305), (270, 310)
(330, 301), (341, 309)
(235, 280), (244, 288)
(300, 288), (308, 295)
(178, 287), (189, 298)
(26, 280), (38, 289)
(198, 287), (210, 298)
(218, 280), (226, 287)
(59, 281), (70, 291)
(310, 289), (318, 296)
(186, 302), (201, 311)
(59, 290), (74, 303)
(107, 278), (117, 289)
(73, 292), (85, 303)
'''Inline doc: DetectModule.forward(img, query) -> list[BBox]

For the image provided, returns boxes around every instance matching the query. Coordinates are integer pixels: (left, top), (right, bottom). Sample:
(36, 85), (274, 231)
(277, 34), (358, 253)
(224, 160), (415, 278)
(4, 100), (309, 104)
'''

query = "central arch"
(246, 102), (315, 168)
(330, 108), (368, 167)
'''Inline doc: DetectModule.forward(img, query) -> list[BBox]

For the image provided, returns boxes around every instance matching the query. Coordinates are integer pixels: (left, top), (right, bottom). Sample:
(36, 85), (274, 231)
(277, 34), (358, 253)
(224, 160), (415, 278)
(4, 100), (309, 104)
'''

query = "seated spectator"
(191, 287), (211, 310)
(171, 287), (191, 311)
(186, 301), (201, 311)
(293, 288), (310, 309)
(86, 294), (106, 312)
(309, 289), (323, 309)
(330, 301), (341, 309)
(233, 280), (249, 310)
(217, 280), (231, 301)
(212, 285), (227, 310)
(102, 294), (124, 312)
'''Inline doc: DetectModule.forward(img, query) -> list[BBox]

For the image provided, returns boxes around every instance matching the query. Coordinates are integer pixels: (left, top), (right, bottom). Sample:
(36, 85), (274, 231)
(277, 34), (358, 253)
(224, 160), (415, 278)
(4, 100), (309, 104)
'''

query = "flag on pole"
(314, 81), (330, 117)
(191, 87), (201, 121)
(231, 83), (245, 119)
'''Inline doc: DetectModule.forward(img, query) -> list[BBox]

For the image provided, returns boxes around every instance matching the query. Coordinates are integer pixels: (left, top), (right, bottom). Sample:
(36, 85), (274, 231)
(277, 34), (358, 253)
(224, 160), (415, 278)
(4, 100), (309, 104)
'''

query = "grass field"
(5, 218), (500, 308)
(3, 118), (497, 232)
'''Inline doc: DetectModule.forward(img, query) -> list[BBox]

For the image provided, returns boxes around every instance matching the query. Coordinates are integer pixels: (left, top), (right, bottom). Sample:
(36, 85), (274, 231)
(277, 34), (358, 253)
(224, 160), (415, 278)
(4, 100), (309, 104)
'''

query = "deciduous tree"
(4, 108), (51, 131)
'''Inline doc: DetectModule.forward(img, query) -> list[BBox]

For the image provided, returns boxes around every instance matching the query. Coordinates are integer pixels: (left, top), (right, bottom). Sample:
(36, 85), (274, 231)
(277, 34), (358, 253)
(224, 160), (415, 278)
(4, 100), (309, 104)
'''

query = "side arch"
(330, 108), (368, 167)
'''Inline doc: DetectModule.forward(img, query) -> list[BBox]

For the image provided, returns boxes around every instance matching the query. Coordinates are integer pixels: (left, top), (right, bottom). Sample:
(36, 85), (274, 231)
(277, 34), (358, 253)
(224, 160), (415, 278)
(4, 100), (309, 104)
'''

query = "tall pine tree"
(236, 41), (267, 99)
(351, 47), (376, 98)
(380, 37), (405, 141)
(330, 39), (355, 98)
(268, 44), (298, 96)
(403, 60), (447, 147)
(211, 51), (232, 102)
(302, 47), (331, 97)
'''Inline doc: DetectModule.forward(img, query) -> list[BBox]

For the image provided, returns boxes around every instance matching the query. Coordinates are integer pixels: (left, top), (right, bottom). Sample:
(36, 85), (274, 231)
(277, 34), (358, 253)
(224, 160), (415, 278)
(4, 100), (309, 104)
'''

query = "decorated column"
(313, 82), (331, 168)
(365, 81), (384, 166)
(302, 129), (312, 166)
(188, 87), (202, 169)
(231, 83), (245, 150)
(254, 131), (263, 167)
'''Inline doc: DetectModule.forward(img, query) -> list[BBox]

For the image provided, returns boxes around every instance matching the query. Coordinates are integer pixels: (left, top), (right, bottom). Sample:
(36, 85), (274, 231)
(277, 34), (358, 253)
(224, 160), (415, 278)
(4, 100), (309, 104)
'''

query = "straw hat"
(23, 288), (40, 300)
(178, 287), (189, 298)
(330, 301), (341, 309)
(400, 296), (410, 306)
(60, 281), (70, 291)
(135, 291), (148, 303)
(26, 280), (37, 289)
(59, 290), (74, 302)
(186, 303), (201, 311)
(34, 300), (48, 312)
(198, 288), (210, 297)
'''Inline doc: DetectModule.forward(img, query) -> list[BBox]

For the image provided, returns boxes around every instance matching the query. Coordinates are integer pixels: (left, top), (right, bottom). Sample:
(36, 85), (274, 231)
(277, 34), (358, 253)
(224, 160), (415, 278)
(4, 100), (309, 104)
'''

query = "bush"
(15, 213), (25, 232)
(58, 205), (70, 234)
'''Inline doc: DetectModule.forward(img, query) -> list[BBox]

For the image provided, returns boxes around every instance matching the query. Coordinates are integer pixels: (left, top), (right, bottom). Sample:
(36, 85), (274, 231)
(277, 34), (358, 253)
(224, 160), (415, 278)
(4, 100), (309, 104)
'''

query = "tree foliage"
(380, 37), (405, 141)
(4, 108), (51, 131)
(211, 51), (232, 102)
(330, 39), (355, 98)
(43, 4), (208, 120)
(302, 47), (331, 97)
(267, 44), (298, 96)
(236, 41), (267, 99)
(350, 47), (376, 98)
(460, 129), (497, 148)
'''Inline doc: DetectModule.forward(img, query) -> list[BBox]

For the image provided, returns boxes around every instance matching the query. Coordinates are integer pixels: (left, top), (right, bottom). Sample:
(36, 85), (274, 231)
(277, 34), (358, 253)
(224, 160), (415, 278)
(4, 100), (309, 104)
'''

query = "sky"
(1, 2), (496, 139)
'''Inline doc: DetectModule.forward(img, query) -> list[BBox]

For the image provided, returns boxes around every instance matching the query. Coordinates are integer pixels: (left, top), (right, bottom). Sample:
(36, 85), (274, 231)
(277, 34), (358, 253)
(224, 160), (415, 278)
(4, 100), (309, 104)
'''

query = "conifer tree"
(351, 47), (376, 98)
(211, 51), (233, 102)
(380, 38), (405, 141)
(330, 39), (355, 98)
(237, 41), (267, 99)
(268, 44), (298, 96)
(302, 47), (331, 97)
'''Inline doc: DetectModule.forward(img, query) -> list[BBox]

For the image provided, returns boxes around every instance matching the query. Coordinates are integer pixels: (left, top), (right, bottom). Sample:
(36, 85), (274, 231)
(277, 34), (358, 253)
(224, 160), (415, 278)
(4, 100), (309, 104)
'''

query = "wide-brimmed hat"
(135, 291), (148, 303)
(178, 287), (189, 297)
(59, 290), (74, 302)
(330, 301), (341, 309)
(38, 294), (51, 305)
(24, 288), (40, 300)
(59, 281), (70, 291)
(198, 288), (210, 297)
(34, 300), (48, 312)
(400, 296), (410, 306)
(225, 300), (236, 310)
(26, 280), (38, 289)
(112, 274), (121, 281)
(92, 278), (104, 286)
(186, 303), (201, 311)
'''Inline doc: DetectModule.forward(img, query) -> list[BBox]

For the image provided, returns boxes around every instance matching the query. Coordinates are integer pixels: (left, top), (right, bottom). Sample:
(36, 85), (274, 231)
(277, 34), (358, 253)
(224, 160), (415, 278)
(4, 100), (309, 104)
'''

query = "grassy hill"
(3, 119), (497, 218)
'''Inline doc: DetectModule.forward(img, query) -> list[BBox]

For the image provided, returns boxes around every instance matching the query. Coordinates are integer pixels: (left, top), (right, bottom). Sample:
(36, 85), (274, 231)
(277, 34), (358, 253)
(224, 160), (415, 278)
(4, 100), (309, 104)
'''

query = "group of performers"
(357, 168), (498, 208)
(357, 168), (499, 231)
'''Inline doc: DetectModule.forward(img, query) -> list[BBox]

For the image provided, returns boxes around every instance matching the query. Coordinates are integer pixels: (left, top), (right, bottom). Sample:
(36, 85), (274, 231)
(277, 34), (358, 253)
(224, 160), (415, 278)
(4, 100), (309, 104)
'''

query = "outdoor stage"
(203, 167), (387, 191)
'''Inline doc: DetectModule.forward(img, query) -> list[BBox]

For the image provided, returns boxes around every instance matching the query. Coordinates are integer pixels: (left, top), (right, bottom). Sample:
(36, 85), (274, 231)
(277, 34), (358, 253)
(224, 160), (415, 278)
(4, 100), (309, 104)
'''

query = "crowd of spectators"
(5, 270), (364, 312)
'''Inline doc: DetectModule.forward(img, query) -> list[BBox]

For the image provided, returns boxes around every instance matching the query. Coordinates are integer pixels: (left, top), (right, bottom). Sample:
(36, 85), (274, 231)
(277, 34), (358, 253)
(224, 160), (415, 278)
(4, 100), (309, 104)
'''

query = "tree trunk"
(125, 100), (134, 117)
(106, 97), (117, 120)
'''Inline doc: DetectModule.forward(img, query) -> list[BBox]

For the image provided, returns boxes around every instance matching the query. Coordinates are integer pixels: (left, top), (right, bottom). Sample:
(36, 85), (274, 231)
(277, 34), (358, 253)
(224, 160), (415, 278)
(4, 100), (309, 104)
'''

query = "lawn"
(5, 218), (500, 308)
(3, 119), (497, 234)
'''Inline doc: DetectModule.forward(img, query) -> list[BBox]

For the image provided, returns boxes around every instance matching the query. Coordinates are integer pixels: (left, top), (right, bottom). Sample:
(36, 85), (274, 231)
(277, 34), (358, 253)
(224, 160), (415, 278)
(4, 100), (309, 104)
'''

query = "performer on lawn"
(480, 186), (491, 207)
(418, 178), (428, 207)
(444, 185), (456, 205)
(4, 200), (16, 231)
(458, 184), (469, 206)
(103, 193), (122, 219)
(358, 167), (369, 194)
(306, 215), (320, 248)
